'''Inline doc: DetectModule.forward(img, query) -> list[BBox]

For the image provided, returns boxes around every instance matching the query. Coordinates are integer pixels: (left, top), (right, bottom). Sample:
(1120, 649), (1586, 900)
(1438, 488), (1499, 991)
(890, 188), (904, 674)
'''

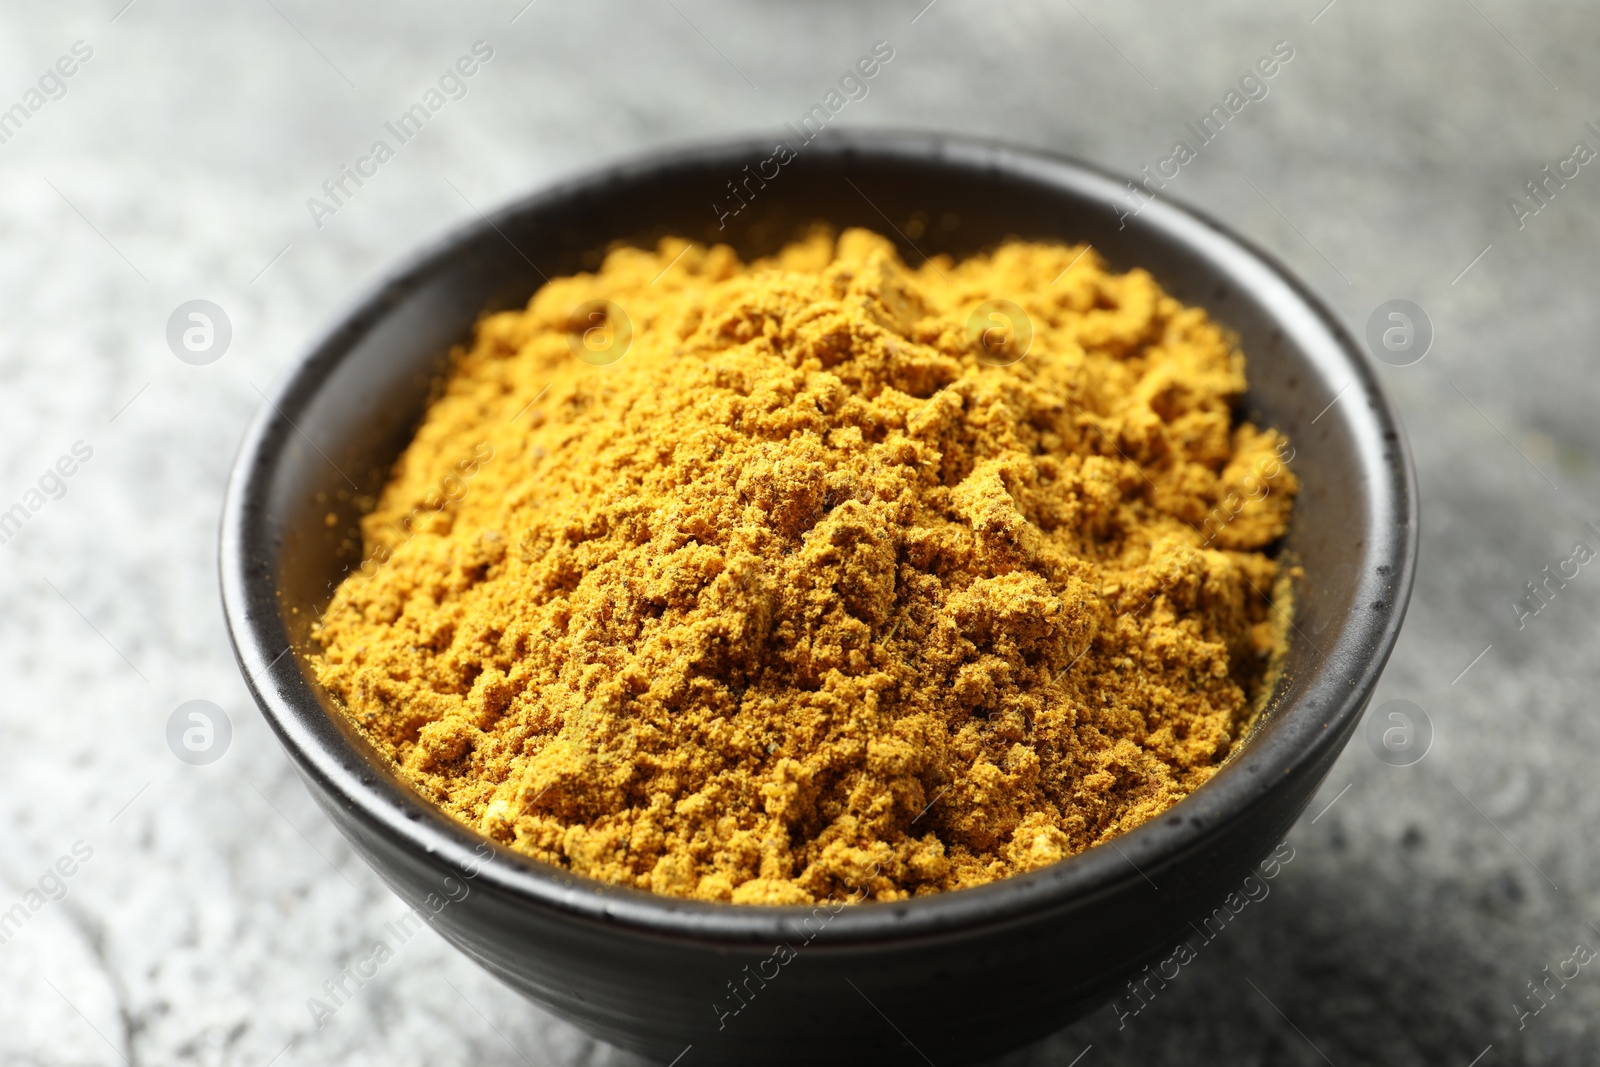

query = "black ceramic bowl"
(221, 132), (1417, 1065)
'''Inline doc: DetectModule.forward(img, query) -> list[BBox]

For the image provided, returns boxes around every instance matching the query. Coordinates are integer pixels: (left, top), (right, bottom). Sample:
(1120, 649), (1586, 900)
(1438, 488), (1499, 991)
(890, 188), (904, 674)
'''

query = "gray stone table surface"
(1, 0), (1597, 1063)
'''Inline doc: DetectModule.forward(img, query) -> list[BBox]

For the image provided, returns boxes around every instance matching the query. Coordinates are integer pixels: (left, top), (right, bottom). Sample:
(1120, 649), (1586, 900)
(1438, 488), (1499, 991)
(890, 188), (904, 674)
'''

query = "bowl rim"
(220, 129), (1419, 946)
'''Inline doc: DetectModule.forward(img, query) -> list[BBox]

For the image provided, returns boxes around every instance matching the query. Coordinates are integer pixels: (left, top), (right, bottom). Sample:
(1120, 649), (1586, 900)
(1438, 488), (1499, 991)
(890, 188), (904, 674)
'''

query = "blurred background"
(1, 1), (1597, 1063)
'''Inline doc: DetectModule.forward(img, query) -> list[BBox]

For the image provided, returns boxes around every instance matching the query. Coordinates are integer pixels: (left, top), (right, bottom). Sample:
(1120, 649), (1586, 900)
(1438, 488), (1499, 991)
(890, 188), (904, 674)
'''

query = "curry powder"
(312, 228), (1297, 904)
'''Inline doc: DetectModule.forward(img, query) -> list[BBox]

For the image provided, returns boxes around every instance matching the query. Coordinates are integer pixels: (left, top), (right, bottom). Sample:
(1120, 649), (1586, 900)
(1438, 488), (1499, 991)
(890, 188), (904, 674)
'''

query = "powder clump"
(312, 227), (1297, 904)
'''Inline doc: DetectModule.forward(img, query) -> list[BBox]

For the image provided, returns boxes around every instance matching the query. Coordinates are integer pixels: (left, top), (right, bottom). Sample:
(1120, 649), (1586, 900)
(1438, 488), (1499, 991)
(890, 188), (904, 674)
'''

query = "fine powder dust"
(312, 227), (1298, 905)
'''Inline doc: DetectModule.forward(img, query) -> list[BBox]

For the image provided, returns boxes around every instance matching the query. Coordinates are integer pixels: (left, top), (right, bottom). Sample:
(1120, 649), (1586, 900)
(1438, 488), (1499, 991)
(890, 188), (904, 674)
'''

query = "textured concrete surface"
(1, 1), (1597, 1064)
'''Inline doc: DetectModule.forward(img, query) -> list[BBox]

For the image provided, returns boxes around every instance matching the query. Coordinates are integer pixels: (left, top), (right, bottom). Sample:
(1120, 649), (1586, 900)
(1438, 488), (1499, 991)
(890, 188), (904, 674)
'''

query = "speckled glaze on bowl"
(220, 132), (1417, 1066)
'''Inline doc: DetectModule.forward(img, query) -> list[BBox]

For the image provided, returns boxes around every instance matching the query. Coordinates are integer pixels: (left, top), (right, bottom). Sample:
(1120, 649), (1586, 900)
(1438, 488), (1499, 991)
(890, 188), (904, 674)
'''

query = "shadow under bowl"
(220, 132), (1417, 1066)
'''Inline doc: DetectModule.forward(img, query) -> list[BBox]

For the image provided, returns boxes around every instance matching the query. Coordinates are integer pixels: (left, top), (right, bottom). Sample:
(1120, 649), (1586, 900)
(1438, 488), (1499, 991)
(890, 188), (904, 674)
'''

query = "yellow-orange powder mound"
(311, 227), (1297, 905)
